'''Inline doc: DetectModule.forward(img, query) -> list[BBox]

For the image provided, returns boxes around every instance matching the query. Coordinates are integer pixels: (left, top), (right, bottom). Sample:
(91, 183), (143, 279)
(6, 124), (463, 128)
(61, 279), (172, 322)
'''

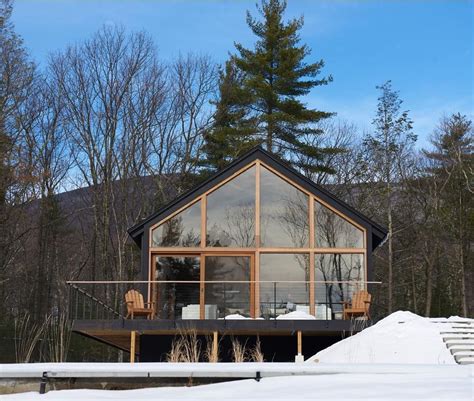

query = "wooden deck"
(73, 318), (365, 354)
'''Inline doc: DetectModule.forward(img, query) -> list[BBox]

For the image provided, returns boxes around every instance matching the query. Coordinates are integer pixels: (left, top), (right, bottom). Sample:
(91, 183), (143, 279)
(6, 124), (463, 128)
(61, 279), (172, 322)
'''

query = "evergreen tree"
(425, 113), (473, 316)
(202, 0), (337, 172)
(200, 60), (258, 171)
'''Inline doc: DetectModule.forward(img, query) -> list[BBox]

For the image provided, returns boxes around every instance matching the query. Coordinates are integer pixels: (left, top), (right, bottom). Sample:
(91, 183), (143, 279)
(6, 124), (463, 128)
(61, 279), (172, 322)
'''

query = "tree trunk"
(387, 193), (393, 314)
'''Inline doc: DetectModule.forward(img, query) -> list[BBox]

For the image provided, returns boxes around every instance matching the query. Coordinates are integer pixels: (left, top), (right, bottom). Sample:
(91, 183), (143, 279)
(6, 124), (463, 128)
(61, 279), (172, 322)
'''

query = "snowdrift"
(307, 311), (457, 364)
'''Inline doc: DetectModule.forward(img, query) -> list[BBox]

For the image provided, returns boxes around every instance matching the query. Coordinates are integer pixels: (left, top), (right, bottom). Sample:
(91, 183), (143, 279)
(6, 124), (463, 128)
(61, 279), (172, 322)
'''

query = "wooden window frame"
(148, 159), (369, 318)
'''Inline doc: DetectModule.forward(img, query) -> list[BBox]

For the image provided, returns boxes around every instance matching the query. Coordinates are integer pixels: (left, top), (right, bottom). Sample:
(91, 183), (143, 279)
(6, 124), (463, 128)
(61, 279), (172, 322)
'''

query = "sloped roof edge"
(128, 146), (388, 248)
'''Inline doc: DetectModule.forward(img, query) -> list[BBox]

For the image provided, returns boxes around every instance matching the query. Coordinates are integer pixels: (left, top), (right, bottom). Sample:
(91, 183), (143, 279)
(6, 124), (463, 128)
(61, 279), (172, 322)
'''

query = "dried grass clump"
(231, 337), (248, 362)
(249, 336), (264, 362)
(47, 313), (72, 362)
(14, 313), (49, 363)
(167, 329), (201, 362)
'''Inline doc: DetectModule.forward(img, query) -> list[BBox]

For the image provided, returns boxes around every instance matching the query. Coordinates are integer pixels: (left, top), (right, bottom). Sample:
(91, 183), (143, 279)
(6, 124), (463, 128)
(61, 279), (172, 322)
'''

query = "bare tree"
(363, 81), (415, 314)
(0, 0), (37, 284)
(49, 26), (167, 289)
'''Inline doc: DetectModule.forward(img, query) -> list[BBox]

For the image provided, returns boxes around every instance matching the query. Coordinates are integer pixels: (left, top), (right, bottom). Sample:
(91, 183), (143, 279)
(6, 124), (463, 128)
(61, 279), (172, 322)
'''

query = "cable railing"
(67, 280), (381, 321)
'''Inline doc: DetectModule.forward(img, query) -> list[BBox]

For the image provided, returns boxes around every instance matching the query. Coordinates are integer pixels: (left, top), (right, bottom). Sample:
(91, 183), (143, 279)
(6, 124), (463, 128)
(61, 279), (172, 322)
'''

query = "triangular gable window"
(314, 200), (363, 248)
(151, 200), (201, 247)
(260, 166), (309, 247)
(206, 166), (256, 247)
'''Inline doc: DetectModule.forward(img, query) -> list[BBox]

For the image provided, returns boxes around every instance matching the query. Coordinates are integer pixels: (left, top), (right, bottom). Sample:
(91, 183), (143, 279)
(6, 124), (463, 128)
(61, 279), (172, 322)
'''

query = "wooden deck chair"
(343, 290), (371, 320)
(125, 289), (155, 319)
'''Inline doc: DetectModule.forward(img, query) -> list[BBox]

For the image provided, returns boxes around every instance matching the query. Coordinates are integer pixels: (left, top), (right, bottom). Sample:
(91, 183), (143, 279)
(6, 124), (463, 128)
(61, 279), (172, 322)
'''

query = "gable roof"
(128, 146), (388, 250)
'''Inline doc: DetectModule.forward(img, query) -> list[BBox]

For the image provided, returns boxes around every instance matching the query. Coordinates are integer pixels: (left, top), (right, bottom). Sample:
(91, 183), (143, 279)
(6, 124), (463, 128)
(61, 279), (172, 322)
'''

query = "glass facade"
(204, 256), (251, 318)
(154, 256), (200, 319)
(207, 166), (256, 247)
(260, 166), (309, 247)
(151, 201), (201, 247)
(315, 253), (365, 316)
(315, 200), (364, 248)
(259, 253), (310, 318)
(148, 161), (369, 320)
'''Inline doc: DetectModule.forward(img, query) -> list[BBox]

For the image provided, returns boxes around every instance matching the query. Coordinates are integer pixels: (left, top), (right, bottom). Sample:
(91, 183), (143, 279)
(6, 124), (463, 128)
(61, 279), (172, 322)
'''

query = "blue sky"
(11, 0), (473, 147)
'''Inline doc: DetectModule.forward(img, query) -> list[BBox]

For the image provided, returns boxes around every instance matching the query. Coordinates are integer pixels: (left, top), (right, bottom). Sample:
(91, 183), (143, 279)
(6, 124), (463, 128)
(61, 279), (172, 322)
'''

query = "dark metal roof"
(128, 146), (388, 249)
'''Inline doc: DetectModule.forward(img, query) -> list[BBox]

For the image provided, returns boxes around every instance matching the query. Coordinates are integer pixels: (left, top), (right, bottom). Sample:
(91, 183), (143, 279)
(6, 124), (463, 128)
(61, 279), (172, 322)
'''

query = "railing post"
(67, 284), (71, 318)
(74, 287), (78, 319)
(82, 293), (85, 320)
(325, 287), (329, 320)
(273, 282), (277, 319)
(223, 283), (226, 319)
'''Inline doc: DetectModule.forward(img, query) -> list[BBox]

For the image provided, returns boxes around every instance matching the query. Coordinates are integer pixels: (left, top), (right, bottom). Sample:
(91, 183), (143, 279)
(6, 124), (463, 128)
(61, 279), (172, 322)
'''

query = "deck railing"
(67, 280), (380, 321)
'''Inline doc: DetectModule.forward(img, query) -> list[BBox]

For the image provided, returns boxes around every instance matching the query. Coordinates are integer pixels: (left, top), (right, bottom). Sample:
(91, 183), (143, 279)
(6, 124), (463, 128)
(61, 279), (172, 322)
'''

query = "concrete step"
(442, 334), (474, 340)
(440, 328), (474, 333)
(453, 351), (474, 362)
(457, 357), (474, 365)
(449, 345), (474, 353)
(445, 339), (474, 346)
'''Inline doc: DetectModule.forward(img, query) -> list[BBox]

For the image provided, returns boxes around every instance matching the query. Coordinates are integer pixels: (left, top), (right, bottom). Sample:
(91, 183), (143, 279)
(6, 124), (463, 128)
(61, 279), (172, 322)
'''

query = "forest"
(0, 0), (472, 362)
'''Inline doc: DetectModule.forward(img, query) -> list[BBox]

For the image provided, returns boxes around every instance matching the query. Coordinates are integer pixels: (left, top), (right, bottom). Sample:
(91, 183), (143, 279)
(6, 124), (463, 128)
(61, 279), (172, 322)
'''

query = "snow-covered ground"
(1, 311), (473, 400)
(307, 310), (471, 364)
(2, 368), (472, 401)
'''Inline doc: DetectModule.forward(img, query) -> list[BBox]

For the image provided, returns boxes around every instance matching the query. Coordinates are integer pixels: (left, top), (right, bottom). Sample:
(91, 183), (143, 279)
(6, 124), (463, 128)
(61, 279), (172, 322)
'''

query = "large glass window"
(315, 201), (364, 248)
(205, 256), (251, 318)
(152, 201), (201, 247)
(315, 254), (364, 318)
(259, 253), (310, 318)
(260, 167), (309, 247)
(206, 166), (256, 247)
(154, 256), (200, 319)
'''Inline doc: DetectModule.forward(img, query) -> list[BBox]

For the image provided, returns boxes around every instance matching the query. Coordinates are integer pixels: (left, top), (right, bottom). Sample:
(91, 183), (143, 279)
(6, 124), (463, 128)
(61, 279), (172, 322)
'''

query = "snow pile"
(276, 311), (316, 320)
(307, 311), (456, 364)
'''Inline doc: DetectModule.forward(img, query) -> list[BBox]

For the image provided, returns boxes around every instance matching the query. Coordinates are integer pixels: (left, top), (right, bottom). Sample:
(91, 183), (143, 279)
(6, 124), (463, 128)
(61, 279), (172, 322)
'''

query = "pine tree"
(425, 114), (473, 317)
(202, 0), (336, 172)
(200, 60), (258, 171)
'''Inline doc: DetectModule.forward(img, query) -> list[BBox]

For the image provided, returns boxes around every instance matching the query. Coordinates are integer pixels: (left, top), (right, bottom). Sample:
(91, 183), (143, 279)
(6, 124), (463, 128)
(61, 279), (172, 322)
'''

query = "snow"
(2, 367), (472, 400)
(2, 311), (473, 400)
(222, 314), (251, 319)
(218, 311), (317, 320)
(275, 310), (316, 320)
(307, 311), (457, 364)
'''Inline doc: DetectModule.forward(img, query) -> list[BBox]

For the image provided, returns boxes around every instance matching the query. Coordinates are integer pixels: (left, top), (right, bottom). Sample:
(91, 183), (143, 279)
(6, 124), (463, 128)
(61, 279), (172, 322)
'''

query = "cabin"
(69, 147), (387, 362)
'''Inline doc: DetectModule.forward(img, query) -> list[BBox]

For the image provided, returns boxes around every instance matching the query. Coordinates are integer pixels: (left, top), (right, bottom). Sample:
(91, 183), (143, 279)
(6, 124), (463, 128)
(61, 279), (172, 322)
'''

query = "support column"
(130, 331), (137, 364)
(295, 330), (304, 363)
(212, 331), (218, 362)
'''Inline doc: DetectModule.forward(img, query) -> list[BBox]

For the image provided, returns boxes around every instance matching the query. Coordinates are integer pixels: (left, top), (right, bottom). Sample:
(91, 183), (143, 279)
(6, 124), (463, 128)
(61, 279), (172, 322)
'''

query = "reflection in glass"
(260, 167), (309, 247)
(205, 256), (250, 318)
(154, 256), (200, 319)
(315, 254), (364, 316)
(206, 166), (256, 247)
(259, 253), (310, 318)
(315, 201), (363, 248)
(152, 201), (201, 247)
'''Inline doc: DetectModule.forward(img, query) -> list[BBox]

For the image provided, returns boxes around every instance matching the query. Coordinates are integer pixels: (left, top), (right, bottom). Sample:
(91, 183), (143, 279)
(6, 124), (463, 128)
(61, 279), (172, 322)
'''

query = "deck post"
(295, 330), (304, 362)
(212, 331), (218, 362)
(297, 330), (302, 355)
(130, 330), (136, 364)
